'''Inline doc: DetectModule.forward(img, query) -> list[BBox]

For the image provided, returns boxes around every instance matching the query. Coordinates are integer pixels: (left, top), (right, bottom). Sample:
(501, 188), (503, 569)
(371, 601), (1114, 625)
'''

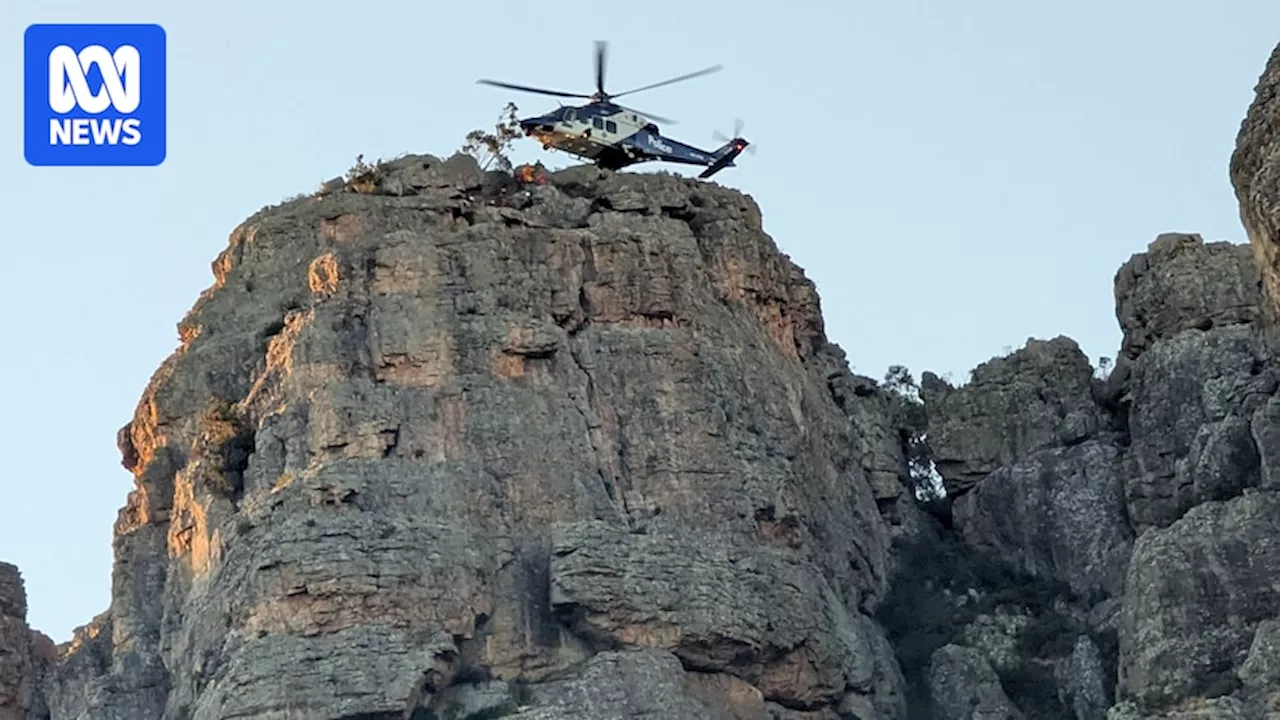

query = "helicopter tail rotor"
(700, 120), (753, 179)
(713, 118), (756, 155)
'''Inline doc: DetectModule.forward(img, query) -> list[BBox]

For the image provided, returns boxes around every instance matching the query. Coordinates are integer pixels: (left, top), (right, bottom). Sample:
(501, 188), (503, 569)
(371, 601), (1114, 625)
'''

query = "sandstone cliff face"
(27, 156), (923, 720)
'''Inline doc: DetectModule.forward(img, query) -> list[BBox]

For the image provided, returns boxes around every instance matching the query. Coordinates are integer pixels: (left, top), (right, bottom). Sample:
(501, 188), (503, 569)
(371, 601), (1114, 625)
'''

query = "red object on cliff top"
(515, 164), (548, 185)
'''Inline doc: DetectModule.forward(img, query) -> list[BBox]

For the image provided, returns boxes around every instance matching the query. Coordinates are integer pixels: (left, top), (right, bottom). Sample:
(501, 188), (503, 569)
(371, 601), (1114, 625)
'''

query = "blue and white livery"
(478, 41), (752, 179)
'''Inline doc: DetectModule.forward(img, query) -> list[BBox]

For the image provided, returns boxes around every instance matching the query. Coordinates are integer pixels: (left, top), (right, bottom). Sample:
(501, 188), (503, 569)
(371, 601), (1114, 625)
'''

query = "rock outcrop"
(20, 156), (926, 720)
(1233, 42), (1280, 322)
(879, 42), (1280, 712)
(873, 40), (1280, 716)
(886, 228), (1280, 719)
(926, 644), (1024, 720)
(0, 564), (53, 720)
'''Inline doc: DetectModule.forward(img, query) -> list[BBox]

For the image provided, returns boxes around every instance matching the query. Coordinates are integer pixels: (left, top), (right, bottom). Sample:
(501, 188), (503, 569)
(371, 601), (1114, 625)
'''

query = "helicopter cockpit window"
(593, 117), (604, 129)
(564, 110), (575, 121)
(605, 120), (617, 133)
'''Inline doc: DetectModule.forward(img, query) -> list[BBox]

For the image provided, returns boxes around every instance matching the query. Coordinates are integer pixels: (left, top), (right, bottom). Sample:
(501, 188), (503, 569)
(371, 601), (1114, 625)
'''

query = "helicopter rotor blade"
(595, 40), (607, 96)
(476, 79), (592, 99)
(713, 118), (746, 142)
(616, 103), (675, 125)
(714, 118), (746, 138)
(610, 64), (724, 99)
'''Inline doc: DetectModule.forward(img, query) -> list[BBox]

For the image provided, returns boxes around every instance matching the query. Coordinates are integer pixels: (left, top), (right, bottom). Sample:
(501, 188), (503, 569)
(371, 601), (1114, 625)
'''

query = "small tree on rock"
(344, 154), (382, 193)
(880, 365), (946, 504)
(462, 102), (522, 172)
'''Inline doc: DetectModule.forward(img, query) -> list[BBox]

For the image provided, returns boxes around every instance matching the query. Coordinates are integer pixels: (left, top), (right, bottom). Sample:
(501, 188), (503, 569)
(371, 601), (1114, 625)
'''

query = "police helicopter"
(476, 41), (753, 179)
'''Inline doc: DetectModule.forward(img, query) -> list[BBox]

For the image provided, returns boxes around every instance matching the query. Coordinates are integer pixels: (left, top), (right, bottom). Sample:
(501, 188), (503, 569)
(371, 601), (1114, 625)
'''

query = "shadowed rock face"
(0, 564), (52, 720)
(926, 645), (1024, 720)
(30, 156), (914, 720)
(0, 563), (28, 720)
(895, 230), (1280, 720)
(921, 335), (1108, 498)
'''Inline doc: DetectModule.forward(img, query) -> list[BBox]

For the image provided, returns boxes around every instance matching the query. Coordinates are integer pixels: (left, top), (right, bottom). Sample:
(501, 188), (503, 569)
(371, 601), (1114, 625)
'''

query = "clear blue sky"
(2, 0), (1276, 643)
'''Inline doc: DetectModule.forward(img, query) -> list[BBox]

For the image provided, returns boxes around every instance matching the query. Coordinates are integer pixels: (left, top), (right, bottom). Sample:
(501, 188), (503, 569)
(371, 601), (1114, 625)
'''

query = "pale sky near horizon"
(1, 0), (1277, 643)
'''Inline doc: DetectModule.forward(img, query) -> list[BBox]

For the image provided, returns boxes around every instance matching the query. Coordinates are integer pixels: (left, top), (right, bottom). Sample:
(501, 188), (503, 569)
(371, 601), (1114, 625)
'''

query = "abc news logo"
(48, 44), (143, 146)
(24, 24), (166, 166)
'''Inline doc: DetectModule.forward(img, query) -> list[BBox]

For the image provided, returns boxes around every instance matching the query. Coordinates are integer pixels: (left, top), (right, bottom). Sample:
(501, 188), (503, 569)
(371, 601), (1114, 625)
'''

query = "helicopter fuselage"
(477, 41), (749, 178)
(518, 102), (743, 174)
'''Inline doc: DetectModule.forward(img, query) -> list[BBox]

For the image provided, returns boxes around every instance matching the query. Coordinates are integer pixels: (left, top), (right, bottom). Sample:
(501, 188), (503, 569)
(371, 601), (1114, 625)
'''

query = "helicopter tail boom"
(698, 138), (750, 179)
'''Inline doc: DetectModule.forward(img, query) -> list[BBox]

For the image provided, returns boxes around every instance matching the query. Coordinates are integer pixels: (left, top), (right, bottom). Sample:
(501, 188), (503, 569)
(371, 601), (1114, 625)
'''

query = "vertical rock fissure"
(566, 336), (634, 526)
(554, 235), (636, 526)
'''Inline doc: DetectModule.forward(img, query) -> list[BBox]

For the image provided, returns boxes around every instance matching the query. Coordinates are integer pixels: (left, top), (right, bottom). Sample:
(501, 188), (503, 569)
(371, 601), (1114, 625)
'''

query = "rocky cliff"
(887, 231), (1278, 720)
(1233, 42), (1280, 323)
(6, 38), (1280, 720)
(4, 155), (927, 720)
(0, 565), (53, 720)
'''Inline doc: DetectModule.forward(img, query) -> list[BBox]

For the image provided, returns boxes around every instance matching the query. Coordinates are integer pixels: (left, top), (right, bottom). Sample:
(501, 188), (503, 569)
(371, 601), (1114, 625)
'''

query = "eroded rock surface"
(921, 336), (1107, 498)
(1118, 491), (1280, 708)
(0, 564), (51, 720)
(28, 155), (913, 720)
(926, 644), (1024, 720)
(1113, 232), (1262, 361)
(885, 228), (1280, 720)
(1108, 234), (1273, 530)
(549, 520), (906, 716)
(31, 202), (1280, 720)
(1232, 42), (1280, 320)
(951, 439), (1132, 601)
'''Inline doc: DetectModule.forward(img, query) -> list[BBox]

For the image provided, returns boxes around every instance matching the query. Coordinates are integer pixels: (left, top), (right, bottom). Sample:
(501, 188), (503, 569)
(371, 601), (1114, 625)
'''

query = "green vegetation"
(196, 400), (255, 500)
(876, 530), (1082, 720)
(461, 102), (522, 172)
(345, 154), (385, 193)
(872, 364), (1123, 718)
(879, 365), (948, 518)
(995, 660), (1064, 718)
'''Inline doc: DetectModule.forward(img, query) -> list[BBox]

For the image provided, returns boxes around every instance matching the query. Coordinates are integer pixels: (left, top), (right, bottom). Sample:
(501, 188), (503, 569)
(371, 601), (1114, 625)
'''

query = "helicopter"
(476, 41), (753, 179)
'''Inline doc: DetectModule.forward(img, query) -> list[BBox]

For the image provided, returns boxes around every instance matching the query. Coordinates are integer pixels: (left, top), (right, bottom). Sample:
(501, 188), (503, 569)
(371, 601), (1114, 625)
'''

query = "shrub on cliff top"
(461, 102), (522, 172)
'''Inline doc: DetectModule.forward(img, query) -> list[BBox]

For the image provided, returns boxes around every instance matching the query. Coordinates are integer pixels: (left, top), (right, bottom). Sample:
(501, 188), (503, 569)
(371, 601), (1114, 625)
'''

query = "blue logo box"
(24, 23), (166, 166)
